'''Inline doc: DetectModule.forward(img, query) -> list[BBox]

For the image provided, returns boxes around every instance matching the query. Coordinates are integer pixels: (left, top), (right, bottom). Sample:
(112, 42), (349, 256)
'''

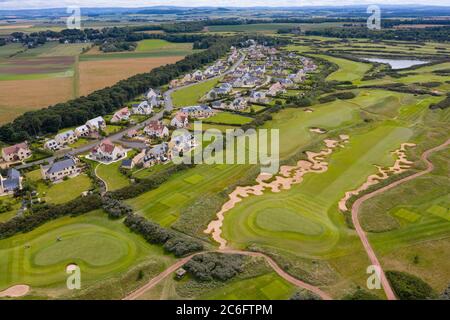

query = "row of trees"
(306, 26), (450, 42)
(124, 214), (203, 257)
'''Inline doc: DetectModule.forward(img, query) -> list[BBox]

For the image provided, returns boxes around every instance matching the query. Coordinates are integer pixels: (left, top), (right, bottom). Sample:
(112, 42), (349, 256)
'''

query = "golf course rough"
(205, 136), (350, 249)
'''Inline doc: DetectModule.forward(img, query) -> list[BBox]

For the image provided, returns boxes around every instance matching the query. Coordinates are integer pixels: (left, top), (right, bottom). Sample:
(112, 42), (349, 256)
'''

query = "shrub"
(124, 214), (203, 257)
(183, 253), (244, 282)
(342, 288), (380, 300)
(386, 270), (437, 300)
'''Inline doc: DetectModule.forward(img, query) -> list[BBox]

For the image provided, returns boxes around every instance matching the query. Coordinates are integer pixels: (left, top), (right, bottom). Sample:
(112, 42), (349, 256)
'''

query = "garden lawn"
(96, 162), (130, 191)
(171, 78), (219, 107)
(205, 112), (253, 125)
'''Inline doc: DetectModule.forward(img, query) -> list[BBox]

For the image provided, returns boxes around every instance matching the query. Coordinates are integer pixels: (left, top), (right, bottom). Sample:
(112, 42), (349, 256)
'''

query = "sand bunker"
(310, 127), (327, 134)
(338, 143), (416, 212)
(205, 136), (350, 249)
(0, 285), (30, 298)
(304, 108), (314, 113)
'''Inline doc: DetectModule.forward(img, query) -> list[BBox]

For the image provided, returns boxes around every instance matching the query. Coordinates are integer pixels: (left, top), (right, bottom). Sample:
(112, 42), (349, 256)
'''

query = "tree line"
(306, 26), (450, 42)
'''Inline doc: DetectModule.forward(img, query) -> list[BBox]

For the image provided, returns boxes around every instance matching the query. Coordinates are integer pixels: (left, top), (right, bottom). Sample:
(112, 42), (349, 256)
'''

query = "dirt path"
(123, 249), (332, 300)
(351, 138), (450, 301)
(94, 163), (108, 194)
(0, 285), (30, 298)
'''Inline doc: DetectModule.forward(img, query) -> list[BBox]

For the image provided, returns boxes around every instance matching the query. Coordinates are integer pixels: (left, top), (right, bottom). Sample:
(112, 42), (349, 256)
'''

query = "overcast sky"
(1, 0), (450, 10)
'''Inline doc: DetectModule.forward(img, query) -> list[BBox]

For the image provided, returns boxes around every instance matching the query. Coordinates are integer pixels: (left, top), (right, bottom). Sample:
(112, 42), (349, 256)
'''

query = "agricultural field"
(206, 22), (345, 34)
(78, 56), (184, 97)
(0, 40), (192, 125)
(136, 39), (193, 53)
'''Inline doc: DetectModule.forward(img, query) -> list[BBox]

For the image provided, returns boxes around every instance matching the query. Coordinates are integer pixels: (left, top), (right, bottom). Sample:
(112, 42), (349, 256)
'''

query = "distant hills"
(1, 5), (450, 18)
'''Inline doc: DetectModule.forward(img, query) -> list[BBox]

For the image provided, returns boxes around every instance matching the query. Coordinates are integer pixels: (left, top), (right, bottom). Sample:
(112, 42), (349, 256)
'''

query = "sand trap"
(338, 143), (416, 211)
(310, 127), (327, 134)
(304, 108), (314, 113)
(0, 285), (30, 298)
(205, 136), (349, 249)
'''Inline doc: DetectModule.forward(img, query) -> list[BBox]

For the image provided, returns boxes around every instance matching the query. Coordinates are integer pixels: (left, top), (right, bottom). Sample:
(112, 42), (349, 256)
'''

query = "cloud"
(0, 0), (449, 10)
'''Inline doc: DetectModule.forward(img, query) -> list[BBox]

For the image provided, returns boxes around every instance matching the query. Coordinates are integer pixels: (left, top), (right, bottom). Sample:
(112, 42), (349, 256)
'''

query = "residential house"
(145, 88), (160, 100)
(86, 116), (106, 132)
(249, 91), (269, 104)
(90, 139), (126, 163)
(44, 139), (59, 151)
(142, 143), (169, 167)
(121, 159), (134, 170)
(126, 129), (138, 138)
(268, 82), (286, 96)
(211, 101), (226, 109)
(132, 101), (153, 115)
(41, 157), (81, 182)
(170, 112), (189, 128)
(279, 78), (294, 88)
(0, 168), (22, 195)
(144, 121), (169, 138)
(75, 125), (90, 137)
(1, 142), (32, 162)
(111, 107), (130, 123)
(192, 70), (204, 81)
(170, 133), (197, 155)
(55, 130), (77, 147)
(180, 106), (215, 119)
(229, 97), (247, 111)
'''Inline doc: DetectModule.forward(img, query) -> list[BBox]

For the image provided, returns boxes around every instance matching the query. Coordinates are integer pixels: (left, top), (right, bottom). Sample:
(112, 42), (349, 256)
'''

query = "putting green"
(32, 232), (128, 267)
(0, 210), (172, 293)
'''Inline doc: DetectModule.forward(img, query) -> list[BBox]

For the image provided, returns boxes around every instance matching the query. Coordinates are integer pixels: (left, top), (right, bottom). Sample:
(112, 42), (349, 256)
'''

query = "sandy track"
(351, 138), (450, 301)
(123, 250), (332, 300)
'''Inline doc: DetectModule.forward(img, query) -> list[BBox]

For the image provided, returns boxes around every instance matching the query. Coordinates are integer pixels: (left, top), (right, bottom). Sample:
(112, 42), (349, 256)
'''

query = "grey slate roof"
(45, 158), (76, 174)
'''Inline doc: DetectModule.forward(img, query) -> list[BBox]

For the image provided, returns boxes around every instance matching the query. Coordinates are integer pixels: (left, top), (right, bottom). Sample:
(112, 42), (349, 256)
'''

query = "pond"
(362, 57), (429, 70)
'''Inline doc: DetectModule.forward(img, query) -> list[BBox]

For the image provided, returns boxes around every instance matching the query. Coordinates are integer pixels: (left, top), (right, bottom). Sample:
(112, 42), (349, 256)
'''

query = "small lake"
(362, 57), (429, 70)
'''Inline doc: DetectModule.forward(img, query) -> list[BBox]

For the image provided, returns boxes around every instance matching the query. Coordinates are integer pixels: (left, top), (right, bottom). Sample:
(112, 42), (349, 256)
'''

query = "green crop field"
(136, 39), (193, 53)
(0, 210), (174, 296)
